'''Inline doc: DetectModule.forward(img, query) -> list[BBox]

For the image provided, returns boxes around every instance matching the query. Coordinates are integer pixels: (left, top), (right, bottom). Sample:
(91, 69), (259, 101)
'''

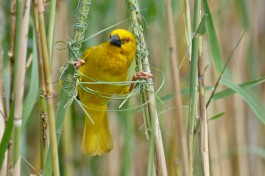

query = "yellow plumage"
(77, 29), (136, 156)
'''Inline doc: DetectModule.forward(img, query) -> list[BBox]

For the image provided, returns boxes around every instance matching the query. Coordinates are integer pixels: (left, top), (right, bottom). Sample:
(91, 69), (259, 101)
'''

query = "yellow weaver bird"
(74, 29), (152, 156)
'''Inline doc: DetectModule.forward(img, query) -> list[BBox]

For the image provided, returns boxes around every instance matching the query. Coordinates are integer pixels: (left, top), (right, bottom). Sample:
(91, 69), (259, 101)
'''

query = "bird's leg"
(129, 71), (153, 91)
(72, 59), (85, 69)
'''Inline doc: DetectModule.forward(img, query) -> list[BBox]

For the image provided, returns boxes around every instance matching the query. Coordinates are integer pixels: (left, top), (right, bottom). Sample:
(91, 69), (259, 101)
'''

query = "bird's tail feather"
(81, 105), (113, 156)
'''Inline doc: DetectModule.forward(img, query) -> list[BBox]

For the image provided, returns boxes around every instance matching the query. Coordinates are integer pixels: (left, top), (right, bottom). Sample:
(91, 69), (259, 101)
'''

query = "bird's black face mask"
(110, 34), (123, 48)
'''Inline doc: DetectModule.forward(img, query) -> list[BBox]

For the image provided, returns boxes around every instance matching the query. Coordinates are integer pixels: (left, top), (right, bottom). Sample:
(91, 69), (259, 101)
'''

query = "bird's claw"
(132, 71), (153, 81)
(72, 59), (85, 69)
(130, 71), (153, 91)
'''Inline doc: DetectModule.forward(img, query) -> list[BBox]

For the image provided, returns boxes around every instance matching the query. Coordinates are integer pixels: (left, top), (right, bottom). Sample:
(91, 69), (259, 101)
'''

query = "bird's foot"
(72, 59), (85, 69)
(132, 72), (153, 81)
(130, 71), (153, 91)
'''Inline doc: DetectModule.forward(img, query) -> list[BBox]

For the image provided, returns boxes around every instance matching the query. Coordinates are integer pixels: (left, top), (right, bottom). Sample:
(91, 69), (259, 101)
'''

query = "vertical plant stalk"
(198, 33), (210, 175)
(1, 82), (9, 176)
(9, 0), (16, 104)
(37, 0), (60, 175)
(8, 0), (21, 174)
(0, 41), (6, 176)
(6, 2), (16, 174)
(58, 0), (91, 141)
(71, 0), (91, 61)
(120, 102), (134, 176)
(126, 1), (168, 175)
(43, 1), (91, 175)
(165, 0), (190, 175)
(32, 1), (49, 172)
(187, 0), (200, 174)
(61, 107), (74, 176)
(39, 96), (48, 171)
(1, 82), (7, 121)
(13, 0), (31, 175)
(47, 0), (57, 58)
(6, 0), (16, 173)
(59, 0), (92, 126)
(12, 0), (23, 172)
(61, 3), (91, 171)
(184, 0), (192, 58)
(5, 127), (13, 176)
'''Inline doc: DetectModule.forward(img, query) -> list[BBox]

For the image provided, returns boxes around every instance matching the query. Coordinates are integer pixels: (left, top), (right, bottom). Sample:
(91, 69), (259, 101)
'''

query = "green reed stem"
(188, 0), (200, 175)
(126, 0), (168, 175)
(197, 11), (210, 176)
(13, 0), (31, 175)
(47, 0), (57, 59)
(37, 0), (60, 175)
(32, 2), (48, 171)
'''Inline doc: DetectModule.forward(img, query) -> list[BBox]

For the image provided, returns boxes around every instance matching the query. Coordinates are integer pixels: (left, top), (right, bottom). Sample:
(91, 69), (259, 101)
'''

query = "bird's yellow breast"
(77, 29), (136, 105)
(78, 44), (131, 105)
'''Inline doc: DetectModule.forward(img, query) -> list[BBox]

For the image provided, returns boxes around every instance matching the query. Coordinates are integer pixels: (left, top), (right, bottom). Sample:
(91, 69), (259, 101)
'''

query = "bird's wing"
(81, 46), (97, 62)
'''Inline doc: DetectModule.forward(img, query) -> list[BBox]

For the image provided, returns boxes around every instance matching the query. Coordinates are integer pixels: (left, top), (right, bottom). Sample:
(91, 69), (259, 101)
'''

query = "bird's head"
(109, 29), (136, 57)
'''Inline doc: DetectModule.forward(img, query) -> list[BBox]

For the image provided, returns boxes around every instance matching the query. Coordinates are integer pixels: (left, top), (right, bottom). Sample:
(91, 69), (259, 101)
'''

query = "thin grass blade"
(202, 0), (223, 73)
(0, 104), (14, 169)
(208, 112), (225, 121)
(213, 77), (265, 101)
(220, 79), (265, 124)
(22, 33), (39, 131)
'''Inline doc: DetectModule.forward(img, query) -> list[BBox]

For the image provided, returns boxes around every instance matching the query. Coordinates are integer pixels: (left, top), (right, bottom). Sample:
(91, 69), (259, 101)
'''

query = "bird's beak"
(110, 34), (122, 48)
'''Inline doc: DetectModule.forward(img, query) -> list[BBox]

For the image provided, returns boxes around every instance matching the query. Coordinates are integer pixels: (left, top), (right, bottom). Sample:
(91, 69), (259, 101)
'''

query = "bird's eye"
(125, 38), (130, 43)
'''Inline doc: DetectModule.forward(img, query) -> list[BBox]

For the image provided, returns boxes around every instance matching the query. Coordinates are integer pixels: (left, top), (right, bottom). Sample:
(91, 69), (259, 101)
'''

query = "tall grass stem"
(165, 0), (190, 175)
(32, 2), (49, 171)
(47, 0), (57, 59)
(61, 107), (74, 176)
(184, 0), (192, 58)
(187, 0), (200, 174)
(6, 1), (17, 175)
(126, 0), (168, 175)
(13, 0), (31, 175)
(37, 0), (60, 175)
(9, 0), (16, 105)
(198, 23), (210, 175)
